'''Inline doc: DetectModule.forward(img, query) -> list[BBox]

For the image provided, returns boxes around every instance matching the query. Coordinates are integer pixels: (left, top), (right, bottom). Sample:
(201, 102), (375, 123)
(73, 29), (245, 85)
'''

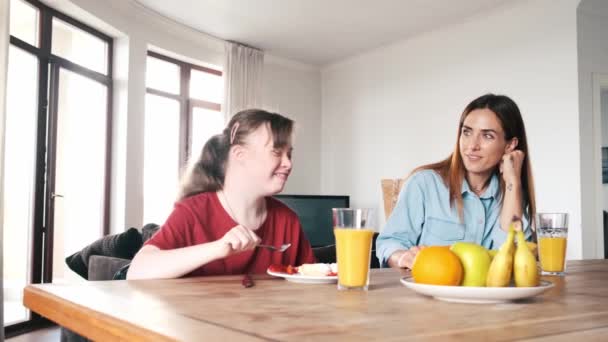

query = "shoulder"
(406, 170), (445, 189)
(177, 192), (216, 208)
(173, 192), (218, 217)
(266, 197), (298, 219)
(266, 197), (302, 230)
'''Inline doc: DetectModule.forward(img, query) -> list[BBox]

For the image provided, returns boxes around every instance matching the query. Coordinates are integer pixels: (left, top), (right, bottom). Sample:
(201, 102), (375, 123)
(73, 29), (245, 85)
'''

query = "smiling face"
(238, 123), (293, 195)
(459, 108), (513, 179)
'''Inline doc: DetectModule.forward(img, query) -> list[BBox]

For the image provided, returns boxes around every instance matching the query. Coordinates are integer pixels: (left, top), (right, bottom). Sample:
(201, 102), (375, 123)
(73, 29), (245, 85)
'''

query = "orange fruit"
(411, 246), (463, 286)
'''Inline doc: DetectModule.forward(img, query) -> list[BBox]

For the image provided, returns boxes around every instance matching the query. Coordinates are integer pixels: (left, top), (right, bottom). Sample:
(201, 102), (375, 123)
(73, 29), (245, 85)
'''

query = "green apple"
(450, 242), (492, 287)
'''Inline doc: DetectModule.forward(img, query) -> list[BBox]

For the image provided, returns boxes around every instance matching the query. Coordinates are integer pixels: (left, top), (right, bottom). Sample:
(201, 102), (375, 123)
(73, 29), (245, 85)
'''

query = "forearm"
(500, 180), (523, 232)
(127, 242), (226, 280)
(376, 236), (414, 268)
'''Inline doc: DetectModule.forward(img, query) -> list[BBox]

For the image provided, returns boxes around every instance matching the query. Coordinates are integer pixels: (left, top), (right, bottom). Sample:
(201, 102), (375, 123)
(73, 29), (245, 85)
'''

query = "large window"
(3, 0), (112, 336)
(144, 52), (223, 225)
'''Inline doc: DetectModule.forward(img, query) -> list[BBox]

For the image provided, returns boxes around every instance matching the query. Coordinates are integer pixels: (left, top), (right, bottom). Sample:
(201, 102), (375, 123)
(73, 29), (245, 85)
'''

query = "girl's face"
(237, 124), (293, 195)
(459, 108), (514, 178)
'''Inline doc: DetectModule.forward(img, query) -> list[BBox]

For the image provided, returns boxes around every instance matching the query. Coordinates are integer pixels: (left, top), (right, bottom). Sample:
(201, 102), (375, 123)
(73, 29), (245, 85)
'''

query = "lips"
(465, 154), (482, 161)
(274, 172), (289, 181)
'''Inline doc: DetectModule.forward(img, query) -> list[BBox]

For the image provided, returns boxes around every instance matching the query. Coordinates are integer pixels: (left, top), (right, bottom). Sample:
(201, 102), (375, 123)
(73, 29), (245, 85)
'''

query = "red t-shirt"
(145, 192), (316, 276)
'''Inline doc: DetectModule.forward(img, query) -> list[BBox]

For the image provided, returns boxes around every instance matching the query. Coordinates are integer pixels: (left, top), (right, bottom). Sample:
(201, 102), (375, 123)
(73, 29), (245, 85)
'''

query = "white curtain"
(0, 0), (9, 335)
(223, 41), (264, 119)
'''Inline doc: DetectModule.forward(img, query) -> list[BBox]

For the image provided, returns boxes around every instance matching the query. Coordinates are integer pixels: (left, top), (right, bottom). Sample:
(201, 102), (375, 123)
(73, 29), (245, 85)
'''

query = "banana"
(526, 241), (538, 258)
(514, 230), (540, 287)
(487, 242), (535, 260)
(488, 249), (498, 260)
(486, 227), (515, 287)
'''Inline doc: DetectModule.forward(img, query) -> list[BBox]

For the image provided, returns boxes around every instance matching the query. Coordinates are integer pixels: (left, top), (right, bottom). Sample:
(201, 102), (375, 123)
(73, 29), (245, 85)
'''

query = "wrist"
(389, 250), (407, 268)
(210, 240), (230, 258)
(397, 252), (409, 268)
(504, 178), (521, 188)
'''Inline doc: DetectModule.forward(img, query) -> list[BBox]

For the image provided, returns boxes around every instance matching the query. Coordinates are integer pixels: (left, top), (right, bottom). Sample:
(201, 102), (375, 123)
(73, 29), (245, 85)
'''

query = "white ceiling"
(135, 0), (513, 66)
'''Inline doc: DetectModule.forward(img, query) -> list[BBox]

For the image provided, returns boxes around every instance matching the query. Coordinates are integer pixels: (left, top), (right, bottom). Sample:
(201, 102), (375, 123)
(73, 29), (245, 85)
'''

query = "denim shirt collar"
(461, 173), (500, 200)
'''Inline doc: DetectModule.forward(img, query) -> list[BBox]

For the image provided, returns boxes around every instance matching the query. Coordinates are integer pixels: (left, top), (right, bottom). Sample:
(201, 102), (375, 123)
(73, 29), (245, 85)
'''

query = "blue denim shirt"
(376, 170), (531, 267)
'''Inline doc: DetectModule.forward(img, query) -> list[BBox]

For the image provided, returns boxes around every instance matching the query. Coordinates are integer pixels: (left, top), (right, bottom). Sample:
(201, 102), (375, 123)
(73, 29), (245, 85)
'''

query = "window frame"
(5, 0), (113, 337)
(145, 50), (222, 168)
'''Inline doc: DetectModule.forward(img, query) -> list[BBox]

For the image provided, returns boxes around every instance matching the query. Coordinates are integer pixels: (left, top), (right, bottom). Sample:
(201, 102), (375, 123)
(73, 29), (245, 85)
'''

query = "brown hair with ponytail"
(177, 109), (294, 200)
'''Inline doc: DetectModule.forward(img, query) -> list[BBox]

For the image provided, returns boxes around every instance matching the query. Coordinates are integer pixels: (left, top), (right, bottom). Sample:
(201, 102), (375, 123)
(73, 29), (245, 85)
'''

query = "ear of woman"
(505, 137), (519, 153)
(232, 144), (246, 161)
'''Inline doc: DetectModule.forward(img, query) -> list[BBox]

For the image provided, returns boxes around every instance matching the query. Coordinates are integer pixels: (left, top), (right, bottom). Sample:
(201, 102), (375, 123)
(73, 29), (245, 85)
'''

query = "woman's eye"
(484, 134), (494, 139)
(272, 149), (281, 156)
(462, 130), (471, 136)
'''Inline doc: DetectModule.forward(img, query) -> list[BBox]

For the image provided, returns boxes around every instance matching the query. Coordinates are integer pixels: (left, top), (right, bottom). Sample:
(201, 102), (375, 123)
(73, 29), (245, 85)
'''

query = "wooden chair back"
(381, 178), (406, 219)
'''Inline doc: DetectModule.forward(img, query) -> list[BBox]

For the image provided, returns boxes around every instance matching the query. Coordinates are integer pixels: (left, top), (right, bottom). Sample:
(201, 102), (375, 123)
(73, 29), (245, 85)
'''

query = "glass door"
(2, 45), (39, 327)
(4, 0), (113, 336)
(48, 67), (108, 283)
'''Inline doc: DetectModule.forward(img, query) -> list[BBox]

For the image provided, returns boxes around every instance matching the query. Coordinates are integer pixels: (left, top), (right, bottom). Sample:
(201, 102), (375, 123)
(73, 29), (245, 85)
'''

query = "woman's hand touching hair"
(500, 150), (525, 186)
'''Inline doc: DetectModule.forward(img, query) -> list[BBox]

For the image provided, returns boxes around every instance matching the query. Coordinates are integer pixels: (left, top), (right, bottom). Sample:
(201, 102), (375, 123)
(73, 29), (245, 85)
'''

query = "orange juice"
(539, 237), (567, 272)
(334, 228), (374, 287)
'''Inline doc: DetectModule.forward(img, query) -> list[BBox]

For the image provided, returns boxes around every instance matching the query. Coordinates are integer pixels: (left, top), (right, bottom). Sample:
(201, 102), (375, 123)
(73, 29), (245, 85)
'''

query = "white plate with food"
(267, 263), (338, 284)
(400, 276), (554, 304)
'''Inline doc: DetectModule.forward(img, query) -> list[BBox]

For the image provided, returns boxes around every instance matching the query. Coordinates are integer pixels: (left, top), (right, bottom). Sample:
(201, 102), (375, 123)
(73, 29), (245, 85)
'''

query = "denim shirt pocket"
(423, 217), (465, 244)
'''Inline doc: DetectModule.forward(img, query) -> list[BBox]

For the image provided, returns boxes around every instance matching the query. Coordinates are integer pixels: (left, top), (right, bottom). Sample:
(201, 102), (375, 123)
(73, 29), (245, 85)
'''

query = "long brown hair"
(177, 109), (294, 200)
(412, 94), (536, 224)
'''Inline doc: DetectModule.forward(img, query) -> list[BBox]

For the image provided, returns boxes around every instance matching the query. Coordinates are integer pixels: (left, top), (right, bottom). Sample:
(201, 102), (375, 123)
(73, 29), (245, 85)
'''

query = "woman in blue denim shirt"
(376, 94), (536, 269)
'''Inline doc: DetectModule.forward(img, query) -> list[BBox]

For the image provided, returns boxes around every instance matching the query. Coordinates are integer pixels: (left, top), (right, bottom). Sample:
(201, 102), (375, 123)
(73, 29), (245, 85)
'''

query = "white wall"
(263, 58), (322, 194)
(578, 0), (608, 259)
(321, 0), (583, 258)
(0, 0), (8, 334)
(52, 0), (322, 231)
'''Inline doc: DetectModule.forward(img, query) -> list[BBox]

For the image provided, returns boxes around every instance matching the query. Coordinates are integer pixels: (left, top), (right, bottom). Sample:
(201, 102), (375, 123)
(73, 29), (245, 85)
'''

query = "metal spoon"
(258, 243), (291, 252)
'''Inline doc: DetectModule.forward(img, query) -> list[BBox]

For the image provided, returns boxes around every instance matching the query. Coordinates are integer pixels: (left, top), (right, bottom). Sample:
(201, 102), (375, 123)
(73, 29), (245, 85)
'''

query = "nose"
(281, 153), (292, 170)
(470, 134), (482, 151)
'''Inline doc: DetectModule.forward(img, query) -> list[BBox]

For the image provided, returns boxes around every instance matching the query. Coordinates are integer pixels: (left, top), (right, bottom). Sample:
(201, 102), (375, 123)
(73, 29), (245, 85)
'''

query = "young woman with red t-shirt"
(127, 109), (315, 279)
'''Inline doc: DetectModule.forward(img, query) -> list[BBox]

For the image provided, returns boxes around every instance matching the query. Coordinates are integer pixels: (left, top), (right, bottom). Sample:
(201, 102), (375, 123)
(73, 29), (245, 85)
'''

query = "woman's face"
(459, 108), (512, 178)
(238, 124), (293, 195)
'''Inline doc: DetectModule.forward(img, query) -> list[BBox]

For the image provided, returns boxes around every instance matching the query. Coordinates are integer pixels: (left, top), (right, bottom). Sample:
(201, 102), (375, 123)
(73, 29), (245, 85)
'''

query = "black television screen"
(273, 195), (349, 247)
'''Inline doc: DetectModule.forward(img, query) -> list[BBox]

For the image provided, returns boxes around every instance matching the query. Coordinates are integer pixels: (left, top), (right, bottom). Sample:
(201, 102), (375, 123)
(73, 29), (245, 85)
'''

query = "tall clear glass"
(333, 208), (374, 291)
(536, 213), (568, 276)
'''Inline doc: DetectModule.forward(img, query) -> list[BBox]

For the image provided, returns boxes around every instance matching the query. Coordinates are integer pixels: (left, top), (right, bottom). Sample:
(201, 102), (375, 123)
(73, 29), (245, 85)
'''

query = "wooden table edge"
(23, 284), (179, 341)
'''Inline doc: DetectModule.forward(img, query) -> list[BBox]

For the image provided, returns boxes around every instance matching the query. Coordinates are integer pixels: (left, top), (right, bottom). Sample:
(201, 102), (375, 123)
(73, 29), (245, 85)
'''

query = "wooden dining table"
(23, 259), (608, 341)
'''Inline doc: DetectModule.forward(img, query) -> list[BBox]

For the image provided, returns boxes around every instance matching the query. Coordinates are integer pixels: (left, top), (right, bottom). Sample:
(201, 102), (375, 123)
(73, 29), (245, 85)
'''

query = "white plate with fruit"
(403, 226), (554, 303)
(400, 277), (554, 304)
(267, 263), (338, 284)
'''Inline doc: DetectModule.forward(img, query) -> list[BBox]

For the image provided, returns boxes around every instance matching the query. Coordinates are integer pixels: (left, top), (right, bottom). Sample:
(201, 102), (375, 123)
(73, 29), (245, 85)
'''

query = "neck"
(220, 174), (267, 230)
(465, 172), (492, 196)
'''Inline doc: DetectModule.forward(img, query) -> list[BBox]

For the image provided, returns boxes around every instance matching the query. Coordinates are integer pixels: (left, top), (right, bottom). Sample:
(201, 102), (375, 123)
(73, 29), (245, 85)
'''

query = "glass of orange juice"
(536, 213), (568, 276)
(333, 208), (375, 291)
